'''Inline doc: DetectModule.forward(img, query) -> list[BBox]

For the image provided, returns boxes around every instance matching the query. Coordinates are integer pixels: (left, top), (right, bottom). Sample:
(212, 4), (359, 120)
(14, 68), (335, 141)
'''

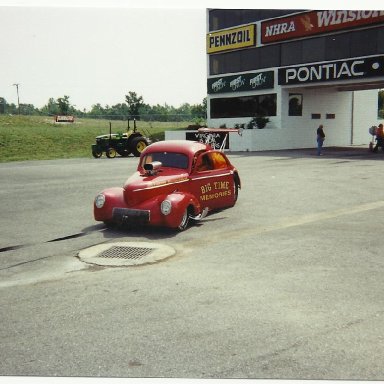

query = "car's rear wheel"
(177, 208), (190, 231)
(233, 174), (240, 204)
(234, 181), (239, 203)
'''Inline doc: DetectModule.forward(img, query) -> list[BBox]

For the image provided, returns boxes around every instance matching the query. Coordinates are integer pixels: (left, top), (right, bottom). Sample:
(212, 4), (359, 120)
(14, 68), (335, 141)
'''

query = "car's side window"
(194, 152), (229, 172)
(195, 154), (213, 172)
(210, 152), (228, 169)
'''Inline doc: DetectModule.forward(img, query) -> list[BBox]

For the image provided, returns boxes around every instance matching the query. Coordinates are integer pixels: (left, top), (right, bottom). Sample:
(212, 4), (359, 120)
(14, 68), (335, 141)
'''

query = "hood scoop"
(143, 161), (162, 176)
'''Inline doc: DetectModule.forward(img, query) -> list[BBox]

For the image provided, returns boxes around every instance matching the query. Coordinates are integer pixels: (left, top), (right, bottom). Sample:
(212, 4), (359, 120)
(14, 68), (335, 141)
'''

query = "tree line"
(0, 92), (207, 123)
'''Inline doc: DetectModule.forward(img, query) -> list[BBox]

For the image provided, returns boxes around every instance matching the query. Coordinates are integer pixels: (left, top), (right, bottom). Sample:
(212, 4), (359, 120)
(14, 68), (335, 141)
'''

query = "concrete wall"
(352, 89), (383, 145)
(165, 89), (383, 151)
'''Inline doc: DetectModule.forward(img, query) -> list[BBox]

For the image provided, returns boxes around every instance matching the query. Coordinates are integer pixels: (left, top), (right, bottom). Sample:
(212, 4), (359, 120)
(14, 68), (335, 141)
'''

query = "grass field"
(0, 115), (191, 162)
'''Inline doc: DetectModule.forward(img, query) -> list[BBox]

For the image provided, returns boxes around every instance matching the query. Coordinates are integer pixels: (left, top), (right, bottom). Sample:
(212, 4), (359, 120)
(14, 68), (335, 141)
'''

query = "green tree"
(109, 103), (129, 120)
(0, 97), (5, 114)
(191, 98), (207, 119)
(20, 104), (39, 115)
(89, 103), (106, 119)
(41, 98), (59, 115)
(57, 95), (71, 115)
(125, 91), (144, 119)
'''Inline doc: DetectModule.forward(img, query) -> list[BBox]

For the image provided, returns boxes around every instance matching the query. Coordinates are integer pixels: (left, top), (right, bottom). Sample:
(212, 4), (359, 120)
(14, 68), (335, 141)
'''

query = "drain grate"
(98, 246), (153, 260)
(78, 241), (176, 267)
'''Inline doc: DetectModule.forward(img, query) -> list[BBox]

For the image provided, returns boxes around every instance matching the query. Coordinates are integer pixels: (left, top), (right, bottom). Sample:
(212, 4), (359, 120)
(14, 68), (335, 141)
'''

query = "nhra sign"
(278, 55), (384, 86)
(207, 24), (255, 54)
(208, 71), (274, 94)
(261, 10), (384, 44)
(55, 115), (75, 123)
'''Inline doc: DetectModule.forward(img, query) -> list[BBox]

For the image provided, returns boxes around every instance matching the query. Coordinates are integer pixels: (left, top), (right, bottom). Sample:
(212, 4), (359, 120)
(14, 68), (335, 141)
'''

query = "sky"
(0, 0), (376, 111)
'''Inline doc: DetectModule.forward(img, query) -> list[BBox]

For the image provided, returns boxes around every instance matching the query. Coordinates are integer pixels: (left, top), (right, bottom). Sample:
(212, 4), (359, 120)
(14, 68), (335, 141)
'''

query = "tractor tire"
(118, 149), (130, 157)
(130, 137), (148, 157)
(106, 148), (117, 158)
(92, 150), (102, 158)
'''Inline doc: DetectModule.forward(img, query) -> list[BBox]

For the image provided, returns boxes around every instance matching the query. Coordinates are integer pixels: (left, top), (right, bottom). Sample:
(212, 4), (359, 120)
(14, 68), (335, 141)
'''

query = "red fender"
(159, 191), (201, 229)
(94, 187), (126, 222)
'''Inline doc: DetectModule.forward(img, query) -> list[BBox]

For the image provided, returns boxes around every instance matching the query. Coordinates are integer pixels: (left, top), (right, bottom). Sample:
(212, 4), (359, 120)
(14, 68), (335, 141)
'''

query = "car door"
(190, 151), (235, 210)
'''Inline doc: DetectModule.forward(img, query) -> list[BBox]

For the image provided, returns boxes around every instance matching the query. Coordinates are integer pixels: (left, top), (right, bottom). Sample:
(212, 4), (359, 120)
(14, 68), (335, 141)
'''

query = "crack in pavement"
(0, 228), (107, 270)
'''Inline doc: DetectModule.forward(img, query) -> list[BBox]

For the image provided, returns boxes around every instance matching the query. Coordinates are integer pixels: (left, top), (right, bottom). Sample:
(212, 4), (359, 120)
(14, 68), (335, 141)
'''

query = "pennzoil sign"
(261, 10), (384, 44)
(207, 24), (256, 54)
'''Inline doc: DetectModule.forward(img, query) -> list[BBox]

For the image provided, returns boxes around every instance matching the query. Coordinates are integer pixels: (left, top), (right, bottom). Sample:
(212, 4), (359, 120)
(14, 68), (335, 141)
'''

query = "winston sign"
(261, 10), (384, 44)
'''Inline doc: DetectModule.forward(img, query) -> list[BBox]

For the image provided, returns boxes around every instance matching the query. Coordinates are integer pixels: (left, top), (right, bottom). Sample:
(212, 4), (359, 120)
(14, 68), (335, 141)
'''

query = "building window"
(209, 45), (280, 75)
(210, 94), (277, 118)
(289, 94), (303, 116)
(311, 113), (321, 119)
(326, 113), (335, 119)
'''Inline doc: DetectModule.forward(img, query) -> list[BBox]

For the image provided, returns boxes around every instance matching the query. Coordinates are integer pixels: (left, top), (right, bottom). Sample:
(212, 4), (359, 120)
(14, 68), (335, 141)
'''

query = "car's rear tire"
(234, 182), (239, 203)
(233, 174), (240, 204)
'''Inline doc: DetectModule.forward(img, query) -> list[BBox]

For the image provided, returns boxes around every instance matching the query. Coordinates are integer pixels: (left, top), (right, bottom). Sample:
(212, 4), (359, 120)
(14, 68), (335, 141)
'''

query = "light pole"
(12, 83), (20, 115)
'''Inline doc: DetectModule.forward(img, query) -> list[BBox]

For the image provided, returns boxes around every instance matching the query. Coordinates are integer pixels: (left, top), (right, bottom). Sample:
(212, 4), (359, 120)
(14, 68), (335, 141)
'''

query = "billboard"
(278, 55), (384, 85)
(208, 71), (274, 94)
(207, 24), (256, 54)
(261, 10), (384, 44)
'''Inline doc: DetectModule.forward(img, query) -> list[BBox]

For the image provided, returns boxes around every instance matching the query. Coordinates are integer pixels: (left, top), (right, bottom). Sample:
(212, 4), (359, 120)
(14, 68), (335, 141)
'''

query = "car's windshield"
(142, 152), (189, 169)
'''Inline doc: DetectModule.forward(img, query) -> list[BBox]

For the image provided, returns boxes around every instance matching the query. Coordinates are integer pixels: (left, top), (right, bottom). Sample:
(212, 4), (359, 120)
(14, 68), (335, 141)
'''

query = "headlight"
(95, 193), (106, 209)
(161, 199), (172, 215)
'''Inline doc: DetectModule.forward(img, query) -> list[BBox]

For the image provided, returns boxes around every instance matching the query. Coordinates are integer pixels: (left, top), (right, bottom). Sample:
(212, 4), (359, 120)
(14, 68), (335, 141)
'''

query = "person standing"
(373, 123), (384, 152)
(316, 124), (325, 156)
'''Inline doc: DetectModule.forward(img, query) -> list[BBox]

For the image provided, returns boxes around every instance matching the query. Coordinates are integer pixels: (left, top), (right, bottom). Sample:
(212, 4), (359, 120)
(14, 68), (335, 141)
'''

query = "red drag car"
(94, 140), (241, 231)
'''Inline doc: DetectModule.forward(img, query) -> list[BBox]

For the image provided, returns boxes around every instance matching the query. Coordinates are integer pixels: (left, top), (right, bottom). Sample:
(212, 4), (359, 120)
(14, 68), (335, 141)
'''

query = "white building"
(167, 9), (384, 151)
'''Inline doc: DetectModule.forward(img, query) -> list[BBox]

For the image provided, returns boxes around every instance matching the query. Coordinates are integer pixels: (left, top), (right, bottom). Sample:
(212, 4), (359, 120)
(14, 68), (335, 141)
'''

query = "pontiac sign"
(261, 10), (384, 44)
(207, 24), (256, 54)
(278, 55), (384, 85)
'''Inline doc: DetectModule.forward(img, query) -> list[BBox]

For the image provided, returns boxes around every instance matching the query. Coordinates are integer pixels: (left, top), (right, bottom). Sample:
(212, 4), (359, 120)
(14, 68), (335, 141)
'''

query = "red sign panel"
(261, 10), (384, 44)
(55, 115), (75, 123)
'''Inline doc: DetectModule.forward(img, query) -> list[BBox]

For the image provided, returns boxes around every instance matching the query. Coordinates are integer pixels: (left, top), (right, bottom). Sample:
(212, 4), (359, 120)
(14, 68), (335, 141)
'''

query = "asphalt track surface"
(1, 146), (384, 380)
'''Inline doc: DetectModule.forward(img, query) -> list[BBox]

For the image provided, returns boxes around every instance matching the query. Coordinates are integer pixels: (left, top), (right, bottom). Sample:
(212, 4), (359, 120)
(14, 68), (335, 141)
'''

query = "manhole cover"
(78, 242), (176, 267)
(98, 245), (153, 260)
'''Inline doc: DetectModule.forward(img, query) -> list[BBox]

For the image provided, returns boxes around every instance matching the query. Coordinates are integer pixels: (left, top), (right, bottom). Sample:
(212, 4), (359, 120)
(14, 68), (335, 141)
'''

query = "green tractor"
(92, 120), (151, 158)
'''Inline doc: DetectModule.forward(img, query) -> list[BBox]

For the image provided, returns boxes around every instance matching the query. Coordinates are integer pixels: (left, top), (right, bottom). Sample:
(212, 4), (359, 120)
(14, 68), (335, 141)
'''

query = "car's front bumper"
(112, 207), (150, 225)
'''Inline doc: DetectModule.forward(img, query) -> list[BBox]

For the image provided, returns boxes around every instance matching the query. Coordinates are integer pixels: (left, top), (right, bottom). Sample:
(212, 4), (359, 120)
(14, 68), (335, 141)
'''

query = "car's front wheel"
(177, 208), (190, 231)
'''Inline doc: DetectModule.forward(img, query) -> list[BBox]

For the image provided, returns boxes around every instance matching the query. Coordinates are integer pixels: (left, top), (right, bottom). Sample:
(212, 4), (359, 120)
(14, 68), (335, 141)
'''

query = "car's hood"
(123, 170), (189, 206)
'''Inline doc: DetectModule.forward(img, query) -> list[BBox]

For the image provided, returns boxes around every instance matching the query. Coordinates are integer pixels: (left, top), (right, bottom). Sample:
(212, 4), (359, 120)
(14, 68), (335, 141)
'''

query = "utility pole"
(12, 83), (20, 114)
